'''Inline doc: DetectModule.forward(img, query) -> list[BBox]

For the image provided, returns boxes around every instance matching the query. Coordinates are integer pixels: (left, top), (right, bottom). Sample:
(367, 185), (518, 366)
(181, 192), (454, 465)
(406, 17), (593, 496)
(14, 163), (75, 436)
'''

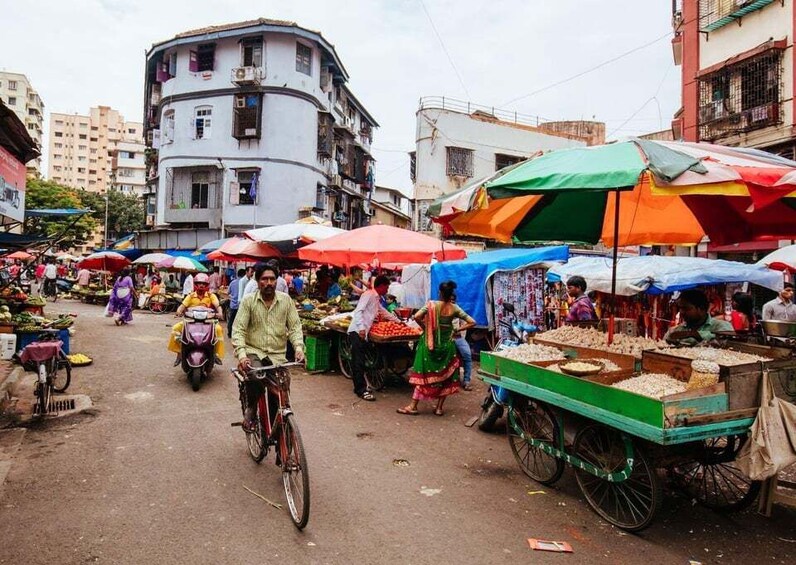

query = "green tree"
(23, 178), (98, 248)
(78, 189), (145, 242)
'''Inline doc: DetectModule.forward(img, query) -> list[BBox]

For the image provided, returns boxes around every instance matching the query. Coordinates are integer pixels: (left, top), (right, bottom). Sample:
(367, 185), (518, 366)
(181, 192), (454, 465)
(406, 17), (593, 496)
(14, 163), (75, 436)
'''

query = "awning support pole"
(608, 189), (620, 345)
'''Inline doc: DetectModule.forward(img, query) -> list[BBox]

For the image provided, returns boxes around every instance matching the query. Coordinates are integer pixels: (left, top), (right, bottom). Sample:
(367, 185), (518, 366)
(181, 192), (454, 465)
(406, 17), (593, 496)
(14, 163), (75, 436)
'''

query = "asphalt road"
(0, 301), (794, 564)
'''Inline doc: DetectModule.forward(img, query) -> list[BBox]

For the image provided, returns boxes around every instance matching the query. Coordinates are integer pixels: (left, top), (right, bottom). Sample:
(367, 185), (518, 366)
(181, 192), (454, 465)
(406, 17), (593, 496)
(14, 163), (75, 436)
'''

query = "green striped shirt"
(232, 291), (303, 364)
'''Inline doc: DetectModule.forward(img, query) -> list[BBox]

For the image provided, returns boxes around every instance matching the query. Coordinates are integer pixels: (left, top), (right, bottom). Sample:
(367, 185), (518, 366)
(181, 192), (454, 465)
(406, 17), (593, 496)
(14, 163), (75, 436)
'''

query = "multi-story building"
(370, 185), (411, 229)
(411, 97), (604, 231)
(0, 72), (44, 175)
(672, 0), (795, 258)
(139, 18), (378, 248)
(47, 106), (146, 195)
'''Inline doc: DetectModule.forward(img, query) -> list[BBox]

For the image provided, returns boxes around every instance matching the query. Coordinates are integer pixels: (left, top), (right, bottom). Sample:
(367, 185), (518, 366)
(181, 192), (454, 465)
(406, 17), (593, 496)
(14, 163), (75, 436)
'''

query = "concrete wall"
(413, 108), (586, 202)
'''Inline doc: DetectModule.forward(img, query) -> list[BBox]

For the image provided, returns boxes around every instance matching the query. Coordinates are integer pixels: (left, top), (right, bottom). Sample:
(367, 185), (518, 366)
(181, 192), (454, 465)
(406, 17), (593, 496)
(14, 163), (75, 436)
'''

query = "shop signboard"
(0, 145), (26, 222)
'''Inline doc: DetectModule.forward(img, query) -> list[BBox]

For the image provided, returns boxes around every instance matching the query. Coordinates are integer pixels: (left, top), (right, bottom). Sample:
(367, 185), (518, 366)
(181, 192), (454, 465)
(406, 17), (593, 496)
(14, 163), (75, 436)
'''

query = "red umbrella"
(298, 225), (467, 267)
(76, 251), (130, 272)
(4, 251), (33, 261)
(211, 236), (281, 261)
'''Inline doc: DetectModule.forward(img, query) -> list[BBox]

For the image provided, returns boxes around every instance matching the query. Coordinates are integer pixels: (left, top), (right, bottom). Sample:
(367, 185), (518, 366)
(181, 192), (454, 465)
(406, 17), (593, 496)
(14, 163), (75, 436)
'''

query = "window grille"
(446, 147), (474, 178)
(194, 106), (212, 139)
(495, 153), (523, 172)
(237, 170), (258, 205)
(233, 94), (262, 139)
(296, 43), (312, 75)
(698, 48), (782, 141)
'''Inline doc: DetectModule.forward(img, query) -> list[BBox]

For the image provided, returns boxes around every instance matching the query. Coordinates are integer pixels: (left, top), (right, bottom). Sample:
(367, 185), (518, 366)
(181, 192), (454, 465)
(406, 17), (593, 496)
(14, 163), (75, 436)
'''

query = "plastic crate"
(304, 335), (331, 371)
(16, 329), (70, 354)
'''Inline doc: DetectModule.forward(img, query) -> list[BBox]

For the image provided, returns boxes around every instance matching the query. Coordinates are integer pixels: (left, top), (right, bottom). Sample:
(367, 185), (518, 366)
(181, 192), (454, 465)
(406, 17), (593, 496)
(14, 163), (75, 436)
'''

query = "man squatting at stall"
(762, 282), (796, 322)
(665, 289), (733, 346)
(347, 275), (400, 401)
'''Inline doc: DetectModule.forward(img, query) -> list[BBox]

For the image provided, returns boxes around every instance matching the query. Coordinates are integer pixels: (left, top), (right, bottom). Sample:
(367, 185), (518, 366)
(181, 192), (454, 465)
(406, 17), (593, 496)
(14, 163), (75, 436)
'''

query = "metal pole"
(104, 190), (109, 248)
(608, 189), (621, 345)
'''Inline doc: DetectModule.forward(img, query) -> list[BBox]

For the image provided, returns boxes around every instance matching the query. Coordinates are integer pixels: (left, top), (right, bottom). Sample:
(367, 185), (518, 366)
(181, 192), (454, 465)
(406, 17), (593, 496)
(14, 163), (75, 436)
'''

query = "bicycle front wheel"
(281, 413), (310, 529)
(53, 354), (72, 393)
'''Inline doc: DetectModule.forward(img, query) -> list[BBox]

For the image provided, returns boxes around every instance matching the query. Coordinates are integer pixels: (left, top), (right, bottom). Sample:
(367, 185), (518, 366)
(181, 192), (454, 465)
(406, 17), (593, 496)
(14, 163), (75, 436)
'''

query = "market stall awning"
(298, 225), (467, 267)
(430, 246), (570, 326)
(0, 232), (52, 249)
(757, 244), (796, 272)
(209, 236), (281, 261)
(245, 223), (345, 255)
(548, 255), (784, 296)
(25, 208), (92, 217)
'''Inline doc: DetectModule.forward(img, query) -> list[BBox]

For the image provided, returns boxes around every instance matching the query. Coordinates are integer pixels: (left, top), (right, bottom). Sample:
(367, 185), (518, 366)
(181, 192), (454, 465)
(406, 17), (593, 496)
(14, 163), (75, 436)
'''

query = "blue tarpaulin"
(430, 246), (570, 326)
(25, 208), (92, 217)
(165, 249), (208, 262)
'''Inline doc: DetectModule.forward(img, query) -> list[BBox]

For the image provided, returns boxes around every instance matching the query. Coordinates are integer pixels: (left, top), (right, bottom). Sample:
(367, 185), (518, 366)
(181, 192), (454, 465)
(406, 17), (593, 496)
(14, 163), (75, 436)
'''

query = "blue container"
(16, 329), (70, 354)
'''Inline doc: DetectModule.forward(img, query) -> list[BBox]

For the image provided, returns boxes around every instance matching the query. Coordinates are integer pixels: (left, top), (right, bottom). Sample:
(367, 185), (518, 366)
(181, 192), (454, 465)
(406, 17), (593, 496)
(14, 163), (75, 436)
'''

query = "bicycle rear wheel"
(53, 354), (72, 393)
(281, 413), (310, 529)
(245, 399), (267, 463)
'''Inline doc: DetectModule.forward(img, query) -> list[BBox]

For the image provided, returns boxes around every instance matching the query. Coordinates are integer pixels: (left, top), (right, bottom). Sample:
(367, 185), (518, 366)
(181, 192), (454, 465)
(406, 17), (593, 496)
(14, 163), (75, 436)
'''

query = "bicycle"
(231, 361), (310, 529)
(18, 329), (72, 416)
(43, 278), (58, 302)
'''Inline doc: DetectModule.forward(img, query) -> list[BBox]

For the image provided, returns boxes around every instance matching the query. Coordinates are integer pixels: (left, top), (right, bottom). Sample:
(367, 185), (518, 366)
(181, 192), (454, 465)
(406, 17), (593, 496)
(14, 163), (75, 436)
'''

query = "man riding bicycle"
(232, 263), (304, 432)
(43, 259), (58, 297)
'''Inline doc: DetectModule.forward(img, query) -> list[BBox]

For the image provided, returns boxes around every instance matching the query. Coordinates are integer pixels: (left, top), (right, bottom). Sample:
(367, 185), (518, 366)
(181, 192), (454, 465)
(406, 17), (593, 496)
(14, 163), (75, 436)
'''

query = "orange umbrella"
(210, 236), (281, 261)
(4, 250), (34, 261)
(298, 225), (467, 267)
(448, 195), (542, 244)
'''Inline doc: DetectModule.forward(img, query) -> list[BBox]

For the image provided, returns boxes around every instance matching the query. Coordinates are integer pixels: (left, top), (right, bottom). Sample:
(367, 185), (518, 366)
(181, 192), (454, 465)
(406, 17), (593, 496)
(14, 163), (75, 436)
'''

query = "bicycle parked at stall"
(231, 361), (310, 529)
(19, 329), (72, 416)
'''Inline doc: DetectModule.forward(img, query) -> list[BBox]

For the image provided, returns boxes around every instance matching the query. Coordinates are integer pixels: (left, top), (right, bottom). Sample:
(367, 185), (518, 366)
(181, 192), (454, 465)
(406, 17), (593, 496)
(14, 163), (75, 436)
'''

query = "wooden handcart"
(328, 324), (419, 391)
(478, 344), (796, 531)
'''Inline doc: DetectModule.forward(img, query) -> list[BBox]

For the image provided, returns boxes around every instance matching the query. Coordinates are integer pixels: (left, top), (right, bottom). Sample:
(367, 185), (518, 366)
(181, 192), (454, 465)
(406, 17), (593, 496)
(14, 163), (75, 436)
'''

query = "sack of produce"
(687, 360), (720, 390)
(735, 371), (796, 481)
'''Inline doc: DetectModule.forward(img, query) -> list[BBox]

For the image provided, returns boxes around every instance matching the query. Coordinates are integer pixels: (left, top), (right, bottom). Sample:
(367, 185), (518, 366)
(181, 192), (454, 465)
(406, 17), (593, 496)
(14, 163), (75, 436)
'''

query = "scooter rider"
(168, 272), (225, 366)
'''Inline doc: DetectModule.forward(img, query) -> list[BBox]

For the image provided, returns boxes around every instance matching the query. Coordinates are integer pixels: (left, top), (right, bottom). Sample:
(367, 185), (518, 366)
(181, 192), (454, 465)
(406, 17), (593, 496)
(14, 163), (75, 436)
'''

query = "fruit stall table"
(326, 319), (421, 391)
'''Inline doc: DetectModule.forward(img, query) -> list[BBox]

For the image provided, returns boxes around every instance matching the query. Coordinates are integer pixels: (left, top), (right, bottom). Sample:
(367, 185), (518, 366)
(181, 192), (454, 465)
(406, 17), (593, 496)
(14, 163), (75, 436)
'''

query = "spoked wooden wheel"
(573, 424), (660, 532)
(364, 345), (386, 391)
(148, 294), (168, 314)
(671, 435), (760, 511)
(508, 397), (564, 485)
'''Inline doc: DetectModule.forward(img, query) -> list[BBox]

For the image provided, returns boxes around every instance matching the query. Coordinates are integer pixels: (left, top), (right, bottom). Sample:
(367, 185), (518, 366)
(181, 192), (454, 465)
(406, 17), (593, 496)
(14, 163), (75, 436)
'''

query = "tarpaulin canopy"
(298, 225), (468, 267)
(430, 246), (570, 326)
(0, 232), (52, 249)
(165, 249), (208, 262)
(25, 208), (92, 217)
(548, 255), (784, 296)
(246, 223), (345, 255)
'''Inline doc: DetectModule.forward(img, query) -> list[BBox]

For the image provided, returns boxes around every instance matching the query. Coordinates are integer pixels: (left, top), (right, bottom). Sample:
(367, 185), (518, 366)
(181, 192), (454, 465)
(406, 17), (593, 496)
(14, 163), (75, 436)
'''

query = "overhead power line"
(417, 0), (471, 100)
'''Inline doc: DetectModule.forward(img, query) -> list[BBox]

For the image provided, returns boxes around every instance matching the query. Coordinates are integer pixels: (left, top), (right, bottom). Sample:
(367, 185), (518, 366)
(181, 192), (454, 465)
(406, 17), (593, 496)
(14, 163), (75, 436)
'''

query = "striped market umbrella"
(156, 256), (208, 273)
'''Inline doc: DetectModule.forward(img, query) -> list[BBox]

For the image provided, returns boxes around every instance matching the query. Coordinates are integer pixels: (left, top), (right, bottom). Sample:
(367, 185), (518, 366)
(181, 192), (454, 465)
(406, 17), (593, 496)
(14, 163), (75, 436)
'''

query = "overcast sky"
(4, 0), (680, 195)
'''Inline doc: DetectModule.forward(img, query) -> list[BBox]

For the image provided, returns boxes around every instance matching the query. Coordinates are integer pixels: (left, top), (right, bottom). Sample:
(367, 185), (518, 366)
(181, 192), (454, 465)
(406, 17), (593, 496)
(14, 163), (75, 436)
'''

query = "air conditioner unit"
(231, 66), (261, 85)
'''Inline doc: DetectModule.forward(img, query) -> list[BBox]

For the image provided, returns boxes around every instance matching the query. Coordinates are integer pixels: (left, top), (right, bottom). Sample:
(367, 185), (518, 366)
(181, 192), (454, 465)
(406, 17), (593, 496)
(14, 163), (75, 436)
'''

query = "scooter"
(179, 306), (219, 391)
(477, 303), (538, 432)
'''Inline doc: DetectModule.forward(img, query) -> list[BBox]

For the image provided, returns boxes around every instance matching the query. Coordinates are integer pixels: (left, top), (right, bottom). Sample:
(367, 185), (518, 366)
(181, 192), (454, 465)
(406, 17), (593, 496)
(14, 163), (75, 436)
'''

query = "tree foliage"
(23, 178), (98, 248)
(78, 189), (145, 241)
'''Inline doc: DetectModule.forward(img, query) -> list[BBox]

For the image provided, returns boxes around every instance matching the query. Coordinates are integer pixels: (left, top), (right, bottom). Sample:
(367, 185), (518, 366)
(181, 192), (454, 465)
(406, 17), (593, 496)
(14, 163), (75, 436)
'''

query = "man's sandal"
(397, 407), (419, 415)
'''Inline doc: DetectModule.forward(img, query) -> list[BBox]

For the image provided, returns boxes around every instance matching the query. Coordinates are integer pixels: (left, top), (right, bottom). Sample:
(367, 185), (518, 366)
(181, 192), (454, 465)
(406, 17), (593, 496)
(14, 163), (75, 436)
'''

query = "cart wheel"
(573, 424), (660, 532)
(149, 294), (167, 314)
(337, 335), (354, 379)
(671, 435), (760, 512)
(508, 398), (564, 484)
(364, 345), (386, 391)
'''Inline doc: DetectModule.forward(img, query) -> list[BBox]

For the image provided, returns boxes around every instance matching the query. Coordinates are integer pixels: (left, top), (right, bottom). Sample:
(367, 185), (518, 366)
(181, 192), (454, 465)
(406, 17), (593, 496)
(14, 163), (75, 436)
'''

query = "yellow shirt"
(181, 291), (220, 309)
(232, 291), (303, 363)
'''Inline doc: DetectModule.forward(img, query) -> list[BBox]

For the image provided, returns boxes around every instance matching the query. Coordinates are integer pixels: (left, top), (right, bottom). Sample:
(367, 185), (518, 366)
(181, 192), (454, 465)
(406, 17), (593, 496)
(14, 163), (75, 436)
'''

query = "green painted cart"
(479, 351), (762, 531)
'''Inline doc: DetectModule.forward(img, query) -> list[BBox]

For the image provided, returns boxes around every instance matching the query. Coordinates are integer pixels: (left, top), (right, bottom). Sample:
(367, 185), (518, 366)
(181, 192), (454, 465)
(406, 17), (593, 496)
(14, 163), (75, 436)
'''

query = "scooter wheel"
(477, 397), (504, 432)
(189, 368), (202, 392)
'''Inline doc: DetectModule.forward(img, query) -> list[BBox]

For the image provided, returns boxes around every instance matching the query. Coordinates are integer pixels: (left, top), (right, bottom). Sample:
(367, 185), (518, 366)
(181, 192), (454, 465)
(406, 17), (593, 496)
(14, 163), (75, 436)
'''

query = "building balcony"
(164, 206), (222, 228)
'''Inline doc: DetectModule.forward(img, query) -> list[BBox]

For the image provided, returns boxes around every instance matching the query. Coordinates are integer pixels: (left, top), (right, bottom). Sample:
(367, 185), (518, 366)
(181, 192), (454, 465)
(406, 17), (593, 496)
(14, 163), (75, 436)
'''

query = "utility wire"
(606, 66), (672, 138)
(500, 30), (673, 107)
(417, 0), (471, 100)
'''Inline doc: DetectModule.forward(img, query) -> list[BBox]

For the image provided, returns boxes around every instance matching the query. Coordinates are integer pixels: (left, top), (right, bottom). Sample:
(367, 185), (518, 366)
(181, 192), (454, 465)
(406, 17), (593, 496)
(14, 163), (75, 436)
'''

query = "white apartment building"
(140, 18), (378, 247)
(0, 72), (44, 175)
(411, 97), (604, 231)
(47, 106), (146, 195)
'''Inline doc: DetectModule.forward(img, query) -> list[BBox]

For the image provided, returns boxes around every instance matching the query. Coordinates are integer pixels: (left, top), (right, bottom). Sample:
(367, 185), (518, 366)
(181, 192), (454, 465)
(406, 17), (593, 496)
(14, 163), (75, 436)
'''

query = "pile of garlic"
(652, 347), (771, 366)
(540, 326), (666, 359)
(494, 343), (566, 364)
(612, 373), (686, 399)
(547, 357), (621, 374)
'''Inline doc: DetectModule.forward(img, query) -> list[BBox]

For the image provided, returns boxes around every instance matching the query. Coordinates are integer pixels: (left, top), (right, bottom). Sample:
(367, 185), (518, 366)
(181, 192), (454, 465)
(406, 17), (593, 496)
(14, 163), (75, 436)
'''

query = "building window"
(233, 94), (262, 139)
(194, 106), (212, 139)
(54, 131), (63, 138)
(78, 145), (87, 150)
(79, 134), (87, 139)
(128, 127), (136, 134)
(55, 119), (64, 125)
(698, 47), (783, 141)
(446, 146), (474, 178)
(117, 168), (134, 177)
(54, 143), (62, 148)
(7, 80), (16, 91)
(495, 153), (523, 171)
(162, 109), (175, 144)
(296, 42), (312, 75)
(146, 195), (156, 215)
(237, 170), (258, 205)
(7, 97), (16, 106)
(190, 44), (215, 72)
(77, 168), (86, 173)
(315, 183), (325, 210)
(123, 151), (136, 159)
(191, 172), (209, 208)
(241, 38), (263, 67)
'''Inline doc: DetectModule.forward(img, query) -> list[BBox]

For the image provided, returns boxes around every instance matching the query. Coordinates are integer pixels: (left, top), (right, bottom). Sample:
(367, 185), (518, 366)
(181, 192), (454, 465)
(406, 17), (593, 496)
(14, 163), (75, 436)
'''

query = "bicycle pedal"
(231, 421), (242, 427)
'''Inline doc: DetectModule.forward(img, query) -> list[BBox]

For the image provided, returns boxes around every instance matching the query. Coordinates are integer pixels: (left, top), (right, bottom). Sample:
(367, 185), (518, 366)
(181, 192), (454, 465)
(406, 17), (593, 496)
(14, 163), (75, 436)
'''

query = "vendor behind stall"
(762, 283), (796, 322)
(665, 289), (734, 346)
(565, 276), (597, 322)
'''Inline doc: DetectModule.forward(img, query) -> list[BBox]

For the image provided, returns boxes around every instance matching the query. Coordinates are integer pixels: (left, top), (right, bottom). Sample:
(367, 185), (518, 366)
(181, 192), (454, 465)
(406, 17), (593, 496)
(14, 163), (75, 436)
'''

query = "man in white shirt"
(43, 260), (58, 296)
(762, 283), (796, 322)
(347, 275), (399, 401)
(182, 273), (194, 297)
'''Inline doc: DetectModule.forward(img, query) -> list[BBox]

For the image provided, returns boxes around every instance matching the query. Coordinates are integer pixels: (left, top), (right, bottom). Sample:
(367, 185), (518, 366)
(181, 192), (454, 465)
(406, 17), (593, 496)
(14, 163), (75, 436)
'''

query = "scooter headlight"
(192, 310), (208, 321)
